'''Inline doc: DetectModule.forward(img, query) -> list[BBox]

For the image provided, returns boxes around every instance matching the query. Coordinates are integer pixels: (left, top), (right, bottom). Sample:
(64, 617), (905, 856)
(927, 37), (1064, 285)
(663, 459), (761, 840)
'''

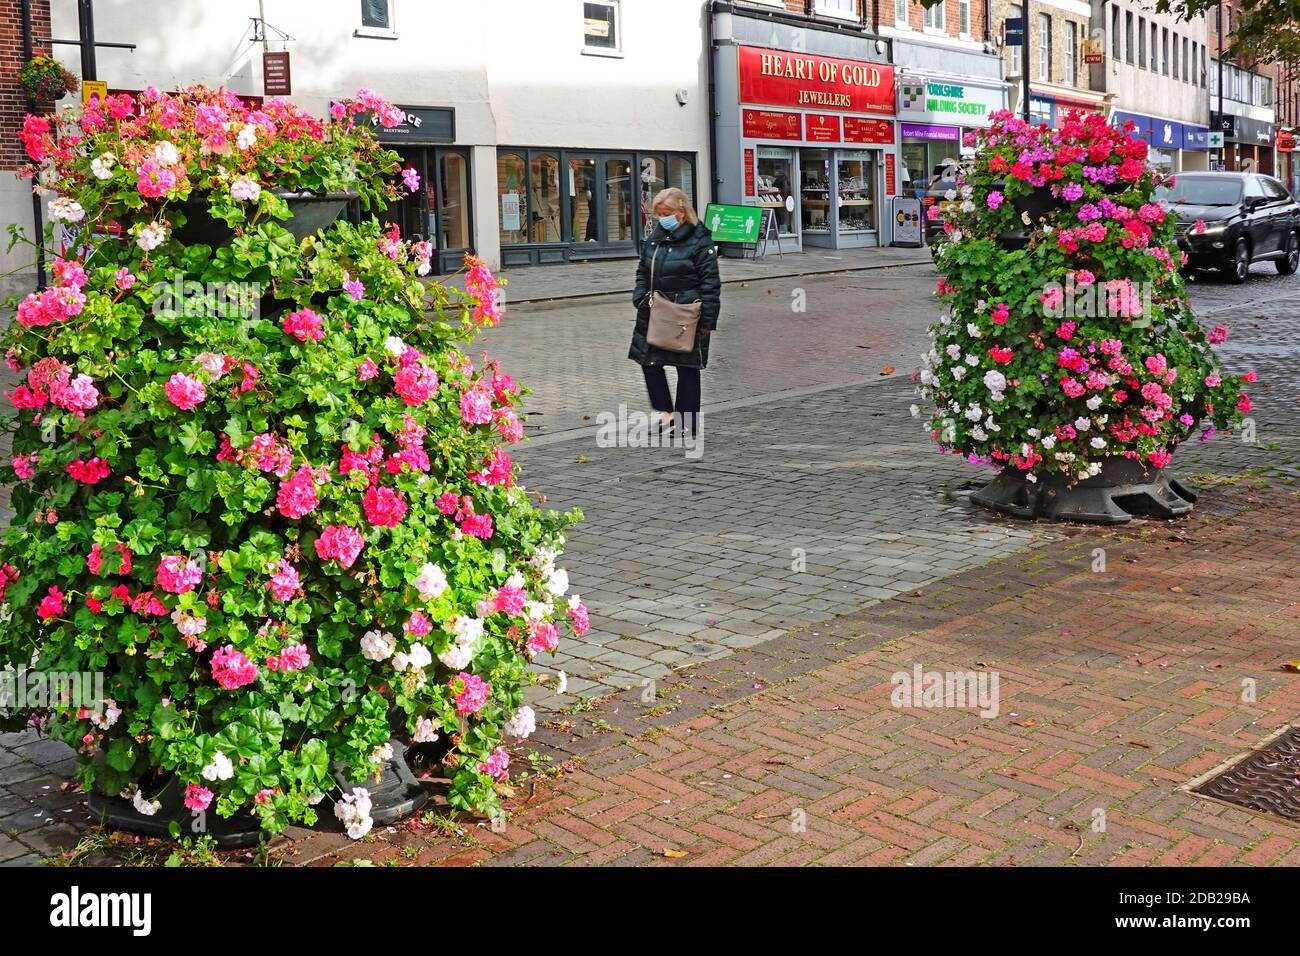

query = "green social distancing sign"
(703, 203), (763, 243)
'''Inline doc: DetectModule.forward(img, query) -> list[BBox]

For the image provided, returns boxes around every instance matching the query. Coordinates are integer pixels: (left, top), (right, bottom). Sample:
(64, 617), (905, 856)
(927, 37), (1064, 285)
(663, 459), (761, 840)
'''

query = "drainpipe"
(707, 8), (719, 204)
(20, 0), (46, 289)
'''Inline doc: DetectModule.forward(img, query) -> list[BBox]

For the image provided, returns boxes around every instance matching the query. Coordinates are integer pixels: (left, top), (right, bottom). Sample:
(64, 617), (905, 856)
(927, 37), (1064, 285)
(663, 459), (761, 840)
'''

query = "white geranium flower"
(451, 616), (484, 644)
(438, 642), (472, 670)
(504, 705), (537, 740)
(545, 567), (569, 597)
(909, 404), (920, 418)
(413, 718), (440, 743)
(414, 562), (448, 601)
(132, 789), (161, 816)
(1027, 428), (1040, 438)
(952, 366), (967, 381)
(91, 152), (116, 180)
(945, 344), (962, 360)
(964, 404), (983, 422)
(360, 630), (395, 661)
(556, 670), (568, 695)
(49, 197), (86, 222)
(384, 336), (406, 356)
(1086, 395), (1102, 410)
(1041, 435), (1057, 449)
(1074, 417), (1091, 431)
(1090, 436), (1107, 449)
(983, 370), (1007, 395)
(201, 751), (235, 782)
(136, 221), (167, 251)
(89, 699), (121, 730)
(394, 643), (432, 672)
(971, 426), (988, 441)
(1087, 461), (1103, 476)
(965, 323), (982, 339)
(237, 124), (258, 150)
(152, 141), (180, 166)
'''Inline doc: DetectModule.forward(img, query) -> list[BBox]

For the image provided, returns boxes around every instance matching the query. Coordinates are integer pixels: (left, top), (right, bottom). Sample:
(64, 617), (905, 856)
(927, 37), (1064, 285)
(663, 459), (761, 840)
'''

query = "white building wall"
(1100, 0), (1209, 126)
(36, 0), (711, 269)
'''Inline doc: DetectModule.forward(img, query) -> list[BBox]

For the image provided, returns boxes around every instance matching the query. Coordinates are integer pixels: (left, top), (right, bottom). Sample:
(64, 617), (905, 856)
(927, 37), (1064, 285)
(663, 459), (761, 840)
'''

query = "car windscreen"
(1154, 177), (1243, 207)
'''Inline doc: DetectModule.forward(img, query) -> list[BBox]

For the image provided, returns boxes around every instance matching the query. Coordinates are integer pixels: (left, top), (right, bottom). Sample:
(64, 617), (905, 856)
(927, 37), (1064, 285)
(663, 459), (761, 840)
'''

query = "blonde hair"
(652, 187), (698, 225)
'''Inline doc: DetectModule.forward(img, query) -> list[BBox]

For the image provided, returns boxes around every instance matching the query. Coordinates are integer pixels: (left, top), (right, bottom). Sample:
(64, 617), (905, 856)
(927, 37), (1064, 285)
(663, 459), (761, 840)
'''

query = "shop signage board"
(742, 108), (802, 140)
(885, 153), (896, 196)
(1083, 36), (1104, 65)
(897, 78), (1002, 126)
(703, 203), (764, 243)
(844, 117), (894, 144)
(900, 122), (960, 142)
(1278, 131), (1296, 152)
(81, 80), (108, 106)
(371, 105), (455, 144)
(1004, 17), (1023, 46)
(743, 148), (755, 195)
(263, 51), (291, 96)
(1207, 131), (1224, 149)
(738, 45), (895, 116)
(892, 196), (922, 247)
(804, 113), (841, 142)
(500, 194), (521, 232)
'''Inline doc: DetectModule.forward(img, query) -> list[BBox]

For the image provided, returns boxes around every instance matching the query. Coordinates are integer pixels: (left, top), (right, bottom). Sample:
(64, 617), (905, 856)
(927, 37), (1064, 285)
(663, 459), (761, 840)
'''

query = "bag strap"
(648, 242), (658, 295)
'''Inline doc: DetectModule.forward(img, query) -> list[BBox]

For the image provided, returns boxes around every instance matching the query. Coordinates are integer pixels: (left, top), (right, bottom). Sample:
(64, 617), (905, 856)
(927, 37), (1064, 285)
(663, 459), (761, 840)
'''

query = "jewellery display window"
(836, 150), (877, 234)
(800, 148), (831, 234)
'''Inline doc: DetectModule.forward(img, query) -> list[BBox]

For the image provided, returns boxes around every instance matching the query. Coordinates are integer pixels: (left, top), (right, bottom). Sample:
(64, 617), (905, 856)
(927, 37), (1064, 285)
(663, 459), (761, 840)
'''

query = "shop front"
(1112, 111), (1212, 174)
(373, 106), (473, 275)
(896, 76), (1006, 196)
(1278, 130), (1297, 195)
(1211, 112), (1277, 176)
(495, 148), (696, 267)
(714, 41), (898, 253)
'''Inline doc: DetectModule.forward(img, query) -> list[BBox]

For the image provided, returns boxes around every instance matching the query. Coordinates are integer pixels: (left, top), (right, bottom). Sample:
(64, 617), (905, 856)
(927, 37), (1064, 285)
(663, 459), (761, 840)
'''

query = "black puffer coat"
(628, 220), (722, 370)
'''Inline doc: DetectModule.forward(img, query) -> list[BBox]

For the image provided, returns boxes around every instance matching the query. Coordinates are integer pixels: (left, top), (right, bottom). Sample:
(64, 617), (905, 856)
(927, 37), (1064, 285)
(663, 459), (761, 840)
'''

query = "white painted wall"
(1101, 0), (1209, 126)
(32, 0), (712, 269)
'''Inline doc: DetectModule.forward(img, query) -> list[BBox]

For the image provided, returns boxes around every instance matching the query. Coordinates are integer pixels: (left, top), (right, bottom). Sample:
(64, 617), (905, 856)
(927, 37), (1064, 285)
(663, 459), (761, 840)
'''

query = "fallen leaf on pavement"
(1013, 719), (1038, 728)
(1282, 661), (1300, 672)
(880, 365), (895, 375)
(1169, 586), (1184, 593)
(662, 848), (688, 859)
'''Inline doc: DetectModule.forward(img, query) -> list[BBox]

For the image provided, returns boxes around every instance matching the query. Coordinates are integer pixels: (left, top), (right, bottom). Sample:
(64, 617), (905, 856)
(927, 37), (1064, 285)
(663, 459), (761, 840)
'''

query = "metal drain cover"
(1195, 727), (1300, 821)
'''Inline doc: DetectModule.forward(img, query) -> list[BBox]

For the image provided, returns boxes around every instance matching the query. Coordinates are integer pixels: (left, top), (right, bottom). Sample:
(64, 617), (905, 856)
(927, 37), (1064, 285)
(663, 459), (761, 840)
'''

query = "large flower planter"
(331, 740), (428, 826)
(970, 456), (1198, 524)
(86, 776), (264, 849)
(171, 190), (356, 247)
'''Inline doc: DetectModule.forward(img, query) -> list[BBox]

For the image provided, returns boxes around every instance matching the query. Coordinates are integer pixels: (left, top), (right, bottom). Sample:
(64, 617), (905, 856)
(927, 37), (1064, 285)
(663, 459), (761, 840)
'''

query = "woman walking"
(629, 187), (721, 438)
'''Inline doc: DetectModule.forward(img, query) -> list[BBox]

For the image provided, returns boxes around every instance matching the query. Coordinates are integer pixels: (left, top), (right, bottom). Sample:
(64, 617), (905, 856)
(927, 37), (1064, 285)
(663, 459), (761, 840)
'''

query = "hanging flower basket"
(18, 53), (79, 103)
(918, 111), (1255, 524)
(1, 85), (588, 843)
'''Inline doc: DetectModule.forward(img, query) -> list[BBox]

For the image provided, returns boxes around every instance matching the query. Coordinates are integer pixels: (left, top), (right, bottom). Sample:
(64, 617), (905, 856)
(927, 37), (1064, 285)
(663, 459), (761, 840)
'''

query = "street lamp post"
(1217, 0), (1225, 169)
(1023, 1), (1032, 122)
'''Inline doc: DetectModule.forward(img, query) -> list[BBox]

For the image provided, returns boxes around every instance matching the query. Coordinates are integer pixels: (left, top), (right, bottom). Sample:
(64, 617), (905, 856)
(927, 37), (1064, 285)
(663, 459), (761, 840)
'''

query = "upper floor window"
(583, 1), (619, 53)
(895, 0), (909, 27)
(1111, 7), (1121, 59)
(816, 0), (858, 18)
(1064, 24), (1076, 85)
(1038, 13), (1051, 82)
(924, 0), (946, 32)
(958, 0), (971, 36)
(358, 0), (395, 37)
(1138, 16), (1147, 69)
(1125, 12), (1134, 65)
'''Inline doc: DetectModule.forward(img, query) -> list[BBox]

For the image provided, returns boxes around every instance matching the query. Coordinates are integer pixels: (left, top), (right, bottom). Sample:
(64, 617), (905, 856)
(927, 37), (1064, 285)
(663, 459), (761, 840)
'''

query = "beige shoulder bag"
(645, 242), (702, 353)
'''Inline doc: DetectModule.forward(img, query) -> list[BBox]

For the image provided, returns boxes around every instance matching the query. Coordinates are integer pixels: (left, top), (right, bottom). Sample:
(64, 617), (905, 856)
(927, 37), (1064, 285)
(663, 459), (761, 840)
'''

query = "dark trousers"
(643, 365), (701, 432)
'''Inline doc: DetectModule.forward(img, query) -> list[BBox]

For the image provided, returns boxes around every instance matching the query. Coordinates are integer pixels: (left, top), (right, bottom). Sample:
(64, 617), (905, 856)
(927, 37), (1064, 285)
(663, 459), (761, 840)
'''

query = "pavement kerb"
(505, 255), (936, 306)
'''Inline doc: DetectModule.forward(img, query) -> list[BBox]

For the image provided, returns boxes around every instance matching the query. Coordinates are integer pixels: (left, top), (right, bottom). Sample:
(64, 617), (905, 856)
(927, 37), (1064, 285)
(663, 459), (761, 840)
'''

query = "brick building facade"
(1, 0), (52, 293)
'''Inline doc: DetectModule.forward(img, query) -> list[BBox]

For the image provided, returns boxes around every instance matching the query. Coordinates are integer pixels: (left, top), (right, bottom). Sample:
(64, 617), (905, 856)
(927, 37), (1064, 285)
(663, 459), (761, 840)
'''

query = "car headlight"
(1198, 220), (1229, 236)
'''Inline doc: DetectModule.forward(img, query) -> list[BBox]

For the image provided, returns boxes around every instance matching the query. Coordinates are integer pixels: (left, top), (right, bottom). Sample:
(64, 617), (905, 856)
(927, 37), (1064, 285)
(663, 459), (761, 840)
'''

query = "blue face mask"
(658, 214), (680, 231)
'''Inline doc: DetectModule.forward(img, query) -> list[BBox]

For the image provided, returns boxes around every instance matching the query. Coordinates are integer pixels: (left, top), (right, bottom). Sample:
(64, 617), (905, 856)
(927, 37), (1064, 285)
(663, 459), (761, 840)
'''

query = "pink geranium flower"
(362, 485), (407, 527)
(282, 308), (324, 343)
(451, 672), (491, 715)
(165, 373), (206, 410)
(315, 524), (364, 568)
(157, 554), (204, 594)
(211, 645), (258, 689)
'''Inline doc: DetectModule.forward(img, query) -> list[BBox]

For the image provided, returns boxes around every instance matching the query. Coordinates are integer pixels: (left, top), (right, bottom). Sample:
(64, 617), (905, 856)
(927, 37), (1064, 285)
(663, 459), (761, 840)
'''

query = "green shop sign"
(924, 82), (997, 118)
(703, 203), (763, 243)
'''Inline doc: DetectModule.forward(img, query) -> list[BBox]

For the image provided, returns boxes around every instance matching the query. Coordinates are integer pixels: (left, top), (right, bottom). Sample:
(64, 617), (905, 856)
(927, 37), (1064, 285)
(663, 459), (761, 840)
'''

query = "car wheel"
(1277, 231), (1300, 275)
(1226, 238), (1250, 284)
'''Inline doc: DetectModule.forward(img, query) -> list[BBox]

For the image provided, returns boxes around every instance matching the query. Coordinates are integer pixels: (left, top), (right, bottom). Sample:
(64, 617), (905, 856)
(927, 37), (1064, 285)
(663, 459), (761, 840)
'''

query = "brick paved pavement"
(268, 482), (1300, 867)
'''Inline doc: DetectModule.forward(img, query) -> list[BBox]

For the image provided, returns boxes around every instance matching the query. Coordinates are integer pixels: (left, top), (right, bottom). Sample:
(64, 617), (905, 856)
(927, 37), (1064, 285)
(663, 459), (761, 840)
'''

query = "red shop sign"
(738, 45), (895, 116)
(1278, 130), (1297, 152)
(885, 153), (896, 196)
(744, 148), (756, 195)
(844, 117), (894, 145)
(804, 113), (841, 143)
(742, 108), (802, 140)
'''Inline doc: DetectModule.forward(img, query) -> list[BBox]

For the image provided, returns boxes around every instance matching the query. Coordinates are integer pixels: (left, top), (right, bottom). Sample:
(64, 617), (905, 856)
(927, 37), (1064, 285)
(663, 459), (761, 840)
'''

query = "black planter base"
(970, 458), (1198, 524)
(331, 740), (429, 825)
(86, 777), (264, 849)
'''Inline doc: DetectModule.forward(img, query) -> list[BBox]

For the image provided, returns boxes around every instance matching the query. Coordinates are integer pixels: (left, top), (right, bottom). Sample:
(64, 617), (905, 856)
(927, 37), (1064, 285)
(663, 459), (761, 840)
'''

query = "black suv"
(1158, 172), (1300, 283)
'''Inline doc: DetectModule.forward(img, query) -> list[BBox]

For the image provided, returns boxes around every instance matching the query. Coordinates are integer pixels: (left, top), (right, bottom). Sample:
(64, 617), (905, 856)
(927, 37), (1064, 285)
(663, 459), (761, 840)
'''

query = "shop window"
(529, 154), (562, 243)
(569, 158), (598, 242)
(498, 152), (528, 247)
(800, 149), (831, 235)
(583, 1), (619, 53)
(439, 151), (471, 250)
(757, 147), (796, 234)
(667, 155), (695, 206)
(605, 159), (634, 242)
(639, 156), (666, 238)
(837, 151), (876, 234)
